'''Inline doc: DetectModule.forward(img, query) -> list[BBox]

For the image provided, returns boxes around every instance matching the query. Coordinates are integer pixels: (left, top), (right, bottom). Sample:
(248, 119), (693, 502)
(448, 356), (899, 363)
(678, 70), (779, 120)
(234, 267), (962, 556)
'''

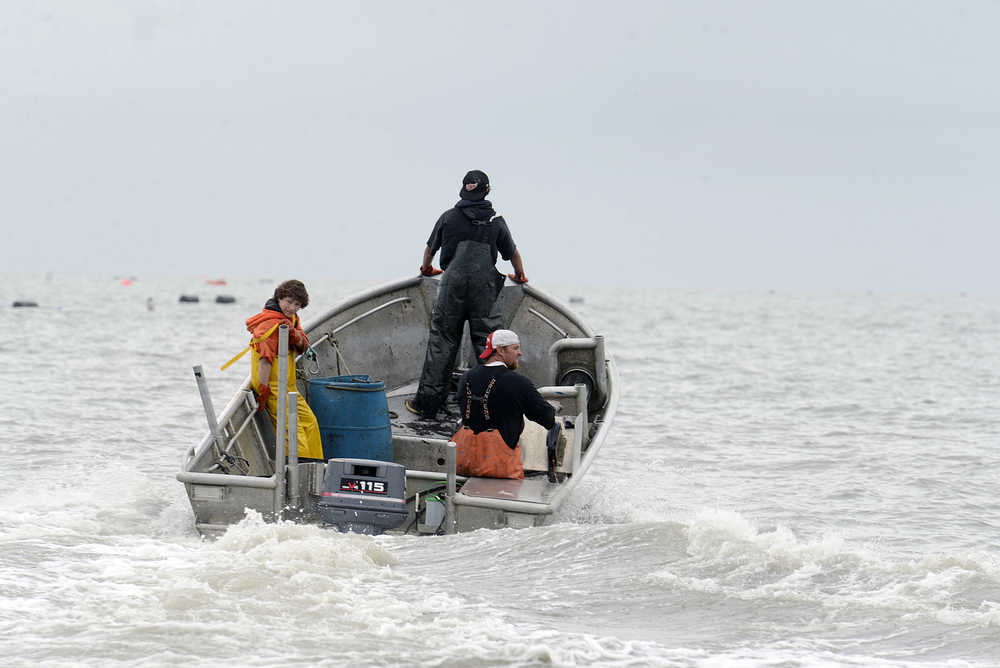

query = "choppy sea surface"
(2, 273), (999, 667)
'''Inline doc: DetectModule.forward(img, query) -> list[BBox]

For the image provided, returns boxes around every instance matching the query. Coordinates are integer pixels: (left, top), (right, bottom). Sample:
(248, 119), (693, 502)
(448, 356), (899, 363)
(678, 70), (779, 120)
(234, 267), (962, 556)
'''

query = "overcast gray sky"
(3, 1), (997, 293)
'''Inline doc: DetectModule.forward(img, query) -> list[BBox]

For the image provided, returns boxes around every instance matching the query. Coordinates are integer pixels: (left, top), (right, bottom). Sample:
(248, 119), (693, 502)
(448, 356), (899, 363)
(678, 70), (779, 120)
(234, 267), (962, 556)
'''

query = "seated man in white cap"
(451, 329), (556, 479)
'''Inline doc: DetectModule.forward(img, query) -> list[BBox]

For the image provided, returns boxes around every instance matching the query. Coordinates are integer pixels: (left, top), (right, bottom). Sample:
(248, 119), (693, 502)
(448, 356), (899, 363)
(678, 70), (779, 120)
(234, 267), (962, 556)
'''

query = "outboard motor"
(318, 458), (407, 535)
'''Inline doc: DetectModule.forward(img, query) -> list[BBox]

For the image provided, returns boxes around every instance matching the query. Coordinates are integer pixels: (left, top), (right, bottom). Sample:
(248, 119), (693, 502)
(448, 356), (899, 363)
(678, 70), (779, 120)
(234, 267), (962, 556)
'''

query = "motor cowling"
(318, 458), (407, 535)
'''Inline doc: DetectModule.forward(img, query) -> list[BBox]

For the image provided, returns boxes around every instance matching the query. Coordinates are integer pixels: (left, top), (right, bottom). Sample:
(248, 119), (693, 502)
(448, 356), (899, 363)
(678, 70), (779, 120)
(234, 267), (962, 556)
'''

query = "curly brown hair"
(273, 279), (309, 308)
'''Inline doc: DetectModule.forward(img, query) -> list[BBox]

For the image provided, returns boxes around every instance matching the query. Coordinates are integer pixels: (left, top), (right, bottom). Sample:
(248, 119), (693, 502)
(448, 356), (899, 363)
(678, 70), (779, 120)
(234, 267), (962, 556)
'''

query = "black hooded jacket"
(426, 199), (516, 270)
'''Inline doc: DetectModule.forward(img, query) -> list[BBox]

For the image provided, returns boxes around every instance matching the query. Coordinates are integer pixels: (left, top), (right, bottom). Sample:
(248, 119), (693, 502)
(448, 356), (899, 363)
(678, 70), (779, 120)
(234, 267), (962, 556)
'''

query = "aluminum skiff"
(177, 275), (618, 537)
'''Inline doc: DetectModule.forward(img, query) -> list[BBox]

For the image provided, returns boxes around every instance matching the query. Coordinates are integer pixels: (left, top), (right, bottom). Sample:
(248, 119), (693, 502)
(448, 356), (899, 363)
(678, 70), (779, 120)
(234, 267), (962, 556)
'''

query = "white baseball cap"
(479, 329), (519, 358)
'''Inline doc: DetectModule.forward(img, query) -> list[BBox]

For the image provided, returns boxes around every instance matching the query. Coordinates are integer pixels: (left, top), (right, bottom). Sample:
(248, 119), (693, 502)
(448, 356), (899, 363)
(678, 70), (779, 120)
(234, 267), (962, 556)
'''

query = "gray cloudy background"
(3, 1), (996, 293)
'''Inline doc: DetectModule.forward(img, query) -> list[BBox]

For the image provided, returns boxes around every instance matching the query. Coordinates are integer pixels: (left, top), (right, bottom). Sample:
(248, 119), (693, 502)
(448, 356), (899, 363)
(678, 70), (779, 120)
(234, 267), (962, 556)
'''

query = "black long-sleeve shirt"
(426, 200), (516, 270)
(457, 364), (556, 449)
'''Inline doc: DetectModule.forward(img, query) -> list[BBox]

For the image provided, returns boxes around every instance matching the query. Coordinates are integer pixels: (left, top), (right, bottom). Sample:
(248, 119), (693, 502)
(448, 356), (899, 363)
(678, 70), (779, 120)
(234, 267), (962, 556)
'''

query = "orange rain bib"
(452, 426), (524, 480)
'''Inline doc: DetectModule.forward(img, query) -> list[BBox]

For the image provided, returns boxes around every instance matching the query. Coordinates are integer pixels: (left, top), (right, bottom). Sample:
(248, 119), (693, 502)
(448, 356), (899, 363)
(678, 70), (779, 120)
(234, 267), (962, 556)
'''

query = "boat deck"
(384, 380), (463, 441)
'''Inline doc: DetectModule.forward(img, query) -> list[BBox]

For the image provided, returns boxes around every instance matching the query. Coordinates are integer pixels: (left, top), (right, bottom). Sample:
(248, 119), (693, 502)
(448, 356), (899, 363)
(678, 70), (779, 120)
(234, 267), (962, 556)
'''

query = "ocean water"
(2, 273), (999, 667)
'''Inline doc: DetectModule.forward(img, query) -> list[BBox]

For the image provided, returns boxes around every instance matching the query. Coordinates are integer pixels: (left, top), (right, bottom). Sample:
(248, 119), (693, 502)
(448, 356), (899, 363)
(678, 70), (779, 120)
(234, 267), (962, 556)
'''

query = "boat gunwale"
(304, 275), (595, 343)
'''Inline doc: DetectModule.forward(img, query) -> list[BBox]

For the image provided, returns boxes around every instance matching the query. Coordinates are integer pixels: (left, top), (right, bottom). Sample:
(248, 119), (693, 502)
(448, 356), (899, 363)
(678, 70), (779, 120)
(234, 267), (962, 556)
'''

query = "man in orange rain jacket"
(245, 279), (324, 461)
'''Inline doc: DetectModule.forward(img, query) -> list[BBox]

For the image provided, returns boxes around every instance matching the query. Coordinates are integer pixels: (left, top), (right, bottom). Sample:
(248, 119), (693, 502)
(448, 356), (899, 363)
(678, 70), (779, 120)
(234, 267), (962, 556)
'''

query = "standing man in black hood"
(406, 170), (530, 419)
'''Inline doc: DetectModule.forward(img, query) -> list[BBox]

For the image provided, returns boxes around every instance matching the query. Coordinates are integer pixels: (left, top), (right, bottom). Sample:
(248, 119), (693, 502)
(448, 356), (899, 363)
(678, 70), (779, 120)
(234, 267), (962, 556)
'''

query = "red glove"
(255, 383), (271, 412)
(507, 273), (529, 284)
(289, 329), (308, 353)
(420, 265), (443, 276)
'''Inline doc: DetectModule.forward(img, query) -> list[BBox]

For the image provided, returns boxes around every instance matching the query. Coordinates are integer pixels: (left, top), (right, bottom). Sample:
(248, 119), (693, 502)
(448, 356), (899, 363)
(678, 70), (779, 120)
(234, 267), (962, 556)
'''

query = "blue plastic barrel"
(308, 375), (393, 462)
